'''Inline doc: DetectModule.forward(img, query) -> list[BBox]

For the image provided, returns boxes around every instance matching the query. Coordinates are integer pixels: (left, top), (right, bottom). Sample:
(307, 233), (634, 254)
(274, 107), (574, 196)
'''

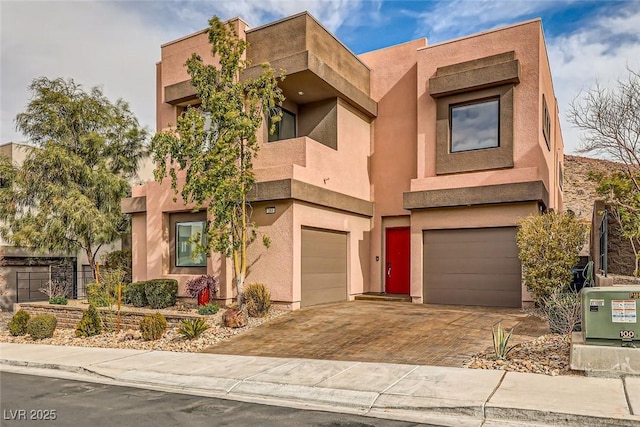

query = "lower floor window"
(176, 221), (206, 267)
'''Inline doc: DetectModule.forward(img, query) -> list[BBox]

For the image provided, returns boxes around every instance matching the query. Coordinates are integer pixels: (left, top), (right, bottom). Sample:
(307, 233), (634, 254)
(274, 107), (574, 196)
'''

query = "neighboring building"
(0, 142), (154, 309)
(124, 12), (564, 309)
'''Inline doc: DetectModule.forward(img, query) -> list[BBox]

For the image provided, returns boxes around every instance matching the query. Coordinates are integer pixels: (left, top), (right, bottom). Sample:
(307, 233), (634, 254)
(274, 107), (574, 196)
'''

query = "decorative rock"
(0, 307), (283, 353)
(120, 332), (135, 342)
(223, 308), (248, 328)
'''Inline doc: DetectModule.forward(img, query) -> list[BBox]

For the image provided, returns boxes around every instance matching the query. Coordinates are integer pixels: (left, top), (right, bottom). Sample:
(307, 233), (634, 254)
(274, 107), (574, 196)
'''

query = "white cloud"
(547, 3), (640, 154)
(0, 1), (365, 144)
(0, 1), (183, 143)
(413, 0), (562, 42)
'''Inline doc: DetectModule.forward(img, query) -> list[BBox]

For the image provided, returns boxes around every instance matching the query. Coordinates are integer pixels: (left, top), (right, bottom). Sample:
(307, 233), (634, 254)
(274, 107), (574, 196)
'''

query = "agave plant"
(177, 318), (210, 339)
(492, 322), (516, 360)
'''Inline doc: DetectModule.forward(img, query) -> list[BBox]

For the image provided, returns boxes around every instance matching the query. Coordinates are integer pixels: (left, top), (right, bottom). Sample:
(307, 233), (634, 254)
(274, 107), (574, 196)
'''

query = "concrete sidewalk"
(1, 343), (639, 427)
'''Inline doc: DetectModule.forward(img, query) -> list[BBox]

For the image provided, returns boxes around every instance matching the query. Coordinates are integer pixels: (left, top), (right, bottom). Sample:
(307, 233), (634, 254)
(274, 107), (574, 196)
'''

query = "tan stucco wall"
(247, 13), (370, 95)
(412, 20), (559, 210)
(538, 29), (565, 212)
(254, 100), (372, 201)
(409, 202), (539, 304)
(360, 39), (425, 292)
(244, 200), (294, 304)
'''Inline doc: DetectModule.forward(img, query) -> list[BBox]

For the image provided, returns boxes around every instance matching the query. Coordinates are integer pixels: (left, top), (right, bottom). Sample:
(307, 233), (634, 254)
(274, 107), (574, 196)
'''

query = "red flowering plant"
(185, 275), (220, 299)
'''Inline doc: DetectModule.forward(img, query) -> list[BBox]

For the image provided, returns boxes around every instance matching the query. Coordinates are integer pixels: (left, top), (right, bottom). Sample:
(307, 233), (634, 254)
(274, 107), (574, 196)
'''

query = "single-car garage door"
(301, 228), (347, 308)
(423, 227), (521, 307)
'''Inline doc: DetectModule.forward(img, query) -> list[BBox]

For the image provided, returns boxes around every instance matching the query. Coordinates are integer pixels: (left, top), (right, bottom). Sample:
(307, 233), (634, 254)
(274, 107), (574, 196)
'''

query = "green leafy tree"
(0, 77), (147, 276)
(516, 211), (587, 304)
(150, 16), (284, 308)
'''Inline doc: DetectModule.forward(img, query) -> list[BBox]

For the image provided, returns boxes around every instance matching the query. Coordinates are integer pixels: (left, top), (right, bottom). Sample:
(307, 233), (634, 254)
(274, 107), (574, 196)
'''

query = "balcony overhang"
(121, 196), (147, 214)
(249, 179), (373, 217)
(429, 51), (520, 99)
(243, 52), (377, 118)
(164, 53), (378, 118)
(165, 12), (377, 118)
(403, 181), (548, 211)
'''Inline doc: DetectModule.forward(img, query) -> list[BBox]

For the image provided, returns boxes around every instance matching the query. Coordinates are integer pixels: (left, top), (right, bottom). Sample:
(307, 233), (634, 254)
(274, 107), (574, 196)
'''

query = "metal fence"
(15, 269), (94, 303)
(599, 208), (608, 276)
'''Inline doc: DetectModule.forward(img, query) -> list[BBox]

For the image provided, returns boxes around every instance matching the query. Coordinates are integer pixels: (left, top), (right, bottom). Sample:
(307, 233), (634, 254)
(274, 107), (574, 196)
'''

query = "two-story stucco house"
(123, 12), (564, 310)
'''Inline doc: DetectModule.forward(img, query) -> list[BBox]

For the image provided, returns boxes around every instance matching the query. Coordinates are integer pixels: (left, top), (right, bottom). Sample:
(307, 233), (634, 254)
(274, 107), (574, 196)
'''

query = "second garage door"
(301, 228), (347, 308)
(423, 227), (521, 307)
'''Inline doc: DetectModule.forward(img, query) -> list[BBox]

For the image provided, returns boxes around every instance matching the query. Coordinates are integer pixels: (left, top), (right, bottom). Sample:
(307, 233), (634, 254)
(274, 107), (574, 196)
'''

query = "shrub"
(139, 312), (168, 341)
(49, 296), (68, 305)
(39, 279), (71, 299)
(185, 275), (220, 299)
(540, 288), (582, 334)
(8, 309), (30, 336)
(198, 302), (220, 315)
(27, 314), (57, 340)
(125, 281), (148, 307)
(75, 305), (103, 337)
(87, 282), (113, 307)
(144, 279), (178, 309)
(243, 283), (271, 317)
(492, 322), (516, 360)
(177, 318), (210, 339)
(516, 211), (587, 305)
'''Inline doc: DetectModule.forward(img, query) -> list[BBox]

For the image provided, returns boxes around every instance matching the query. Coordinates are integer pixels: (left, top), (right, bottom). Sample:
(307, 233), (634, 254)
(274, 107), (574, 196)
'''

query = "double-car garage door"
(301, 228), (347, 308)
(423, 227), (521, 307)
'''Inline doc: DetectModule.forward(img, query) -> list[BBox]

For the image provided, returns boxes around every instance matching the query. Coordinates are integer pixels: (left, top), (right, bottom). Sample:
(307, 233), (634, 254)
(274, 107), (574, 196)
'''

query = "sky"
(1, 0), (639, 156)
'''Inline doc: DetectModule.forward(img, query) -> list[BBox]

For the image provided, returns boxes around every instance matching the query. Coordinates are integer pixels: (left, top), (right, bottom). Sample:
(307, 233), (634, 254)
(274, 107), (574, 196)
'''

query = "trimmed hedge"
(27, 314), (57, 340)
(124, 279), (178, 309)
(144, 279), (178, 309)
(8, 309), (30, 336)
(125, 282), (147, 307)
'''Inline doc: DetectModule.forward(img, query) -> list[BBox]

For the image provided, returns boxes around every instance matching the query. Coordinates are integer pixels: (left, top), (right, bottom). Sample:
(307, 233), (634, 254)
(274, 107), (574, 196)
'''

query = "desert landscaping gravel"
(0, 307), (285, 353)
(464, 333), (576, 376)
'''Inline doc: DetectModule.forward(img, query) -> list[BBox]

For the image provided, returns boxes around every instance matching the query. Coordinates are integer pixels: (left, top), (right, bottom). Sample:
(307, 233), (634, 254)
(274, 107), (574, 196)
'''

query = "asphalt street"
(0, 372), (433, 427)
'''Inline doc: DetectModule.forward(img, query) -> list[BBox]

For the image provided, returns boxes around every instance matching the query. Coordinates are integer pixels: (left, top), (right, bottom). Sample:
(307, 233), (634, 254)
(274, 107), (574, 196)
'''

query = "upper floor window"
(450, 98), (500, 153)
(176, 221), (206, 267)
(268, 108), (296, 142)
(542, 95), (551, 150)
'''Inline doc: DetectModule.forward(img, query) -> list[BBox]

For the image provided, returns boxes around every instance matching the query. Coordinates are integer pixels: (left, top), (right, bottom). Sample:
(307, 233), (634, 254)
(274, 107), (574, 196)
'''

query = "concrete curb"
(2, 343), (639, 427)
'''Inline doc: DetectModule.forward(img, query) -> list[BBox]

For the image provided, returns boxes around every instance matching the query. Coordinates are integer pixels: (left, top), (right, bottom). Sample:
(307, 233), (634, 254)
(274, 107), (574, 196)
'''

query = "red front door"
(385, 227), (410, 294)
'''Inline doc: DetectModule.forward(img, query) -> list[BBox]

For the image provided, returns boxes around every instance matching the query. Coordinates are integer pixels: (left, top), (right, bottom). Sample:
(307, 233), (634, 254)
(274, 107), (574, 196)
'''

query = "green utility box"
(582, 286), (640, 344)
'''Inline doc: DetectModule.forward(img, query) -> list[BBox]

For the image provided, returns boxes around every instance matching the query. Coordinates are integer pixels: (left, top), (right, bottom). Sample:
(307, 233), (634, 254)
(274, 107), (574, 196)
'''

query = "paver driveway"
(202, 301), (548, 366)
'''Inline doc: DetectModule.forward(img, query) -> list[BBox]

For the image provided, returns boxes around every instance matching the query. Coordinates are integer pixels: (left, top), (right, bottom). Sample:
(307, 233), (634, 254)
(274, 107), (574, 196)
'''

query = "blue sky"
(2, 0), (640, 155)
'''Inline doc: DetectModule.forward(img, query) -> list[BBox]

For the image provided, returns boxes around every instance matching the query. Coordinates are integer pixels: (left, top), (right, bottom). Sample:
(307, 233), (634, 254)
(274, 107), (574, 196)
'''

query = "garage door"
(301, 228), (347, 307)
(423, 227), (521, 307)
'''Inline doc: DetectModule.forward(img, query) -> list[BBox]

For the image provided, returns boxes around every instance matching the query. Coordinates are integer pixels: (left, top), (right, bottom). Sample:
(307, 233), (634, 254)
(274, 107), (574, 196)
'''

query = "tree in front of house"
(569, 68), (640, 275)
(150, 16), (284, 309)
(0, 77), (147, 277)
(516, 211), (587, 305)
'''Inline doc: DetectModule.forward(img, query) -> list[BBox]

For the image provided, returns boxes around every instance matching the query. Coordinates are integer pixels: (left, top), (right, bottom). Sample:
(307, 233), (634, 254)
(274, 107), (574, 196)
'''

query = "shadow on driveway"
(202, 301), (548, 367)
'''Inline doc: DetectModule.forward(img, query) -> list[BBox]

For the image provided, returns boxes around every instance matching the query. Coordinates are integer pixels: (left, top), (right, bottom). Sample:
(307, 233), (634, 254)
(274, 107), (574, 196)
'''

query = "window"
(450, 98), (500, 153)
(558, 162), (564, 192)
(268, 108), (296, 142)
(542, 95), (551, 150)
(175, 221), (206, 267)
